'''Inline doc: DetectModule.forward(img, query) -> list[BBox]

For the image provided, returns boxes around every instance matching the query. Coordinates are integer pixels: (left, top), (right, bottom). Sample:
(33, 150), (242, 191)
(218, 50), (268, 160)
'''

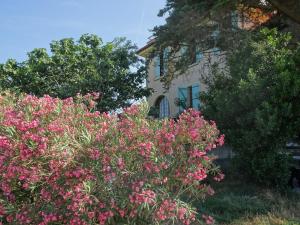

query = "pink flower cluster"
(155, 199), (196, 225)
(129, 189), (156, 205)
(0, 93), (224, 224)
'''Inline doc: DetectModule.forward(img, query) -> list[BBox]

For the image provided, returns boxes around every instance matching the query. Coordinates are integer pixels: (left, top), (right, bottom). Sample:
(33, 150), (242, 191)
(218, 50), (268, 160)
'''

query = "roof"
(136, 39), (156, 58)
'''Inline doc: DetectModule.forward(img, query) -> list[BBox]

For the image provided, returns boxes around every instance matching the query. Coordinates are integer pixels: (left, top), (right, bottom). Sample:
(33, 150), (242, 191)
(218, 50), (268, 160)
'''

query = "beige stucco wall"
(147, 51), (225, 118)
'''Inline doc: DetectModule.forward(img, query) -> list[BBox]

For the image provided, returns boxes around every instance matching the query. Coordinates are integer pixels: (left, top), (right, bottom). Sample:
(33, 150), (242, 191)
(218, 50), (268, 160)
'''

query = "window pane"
(159, 96), (170, 118)
(231, 11), (239, 30)
(192, 85), (200, 110)
(195, 49), (203, 63)
(163, 48), (170, 74)
(154, 56), (160, 78)
(178, 88), (187, 113)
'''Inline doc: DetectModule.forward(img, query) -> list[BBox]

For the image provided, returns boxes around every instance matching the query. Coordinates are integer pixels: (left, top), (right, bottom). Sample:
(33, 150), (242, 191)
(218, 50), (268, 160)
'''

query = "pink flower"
(206, 185), (215, 196)
(177, 207), (187, 220)
(189, 129), (198, 140)
(0, 136), (11, 149)
(98, 211), (114, 225)
(214, 173), (225, 182)
(155, 199), (177, 221)
(118, 209), (125, 218)
(190, 148), (206, 158)
(116, 158), (125, 170)
(218, 134), (225, 146)
(89, 148), (101, 160)
(88, 212), (95, 219)
(40, 188), (51, 201)
(129, 189), (156, 206)
(0, 203), (5, 216)
(202, 214), (215, 224)
(186, 168), (207, 182)
(48, 122), (64, 133)
(139, 142), (152, 158)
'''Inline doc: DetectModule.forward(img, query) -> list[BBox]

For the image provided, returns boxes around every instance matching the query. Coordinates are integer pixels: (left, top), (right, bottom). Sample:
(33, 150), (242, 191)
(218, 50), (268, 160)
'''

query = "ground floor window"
(151, 96), (170, 119)
(159, 96), (170, 118)
(178, 84), (200, 113)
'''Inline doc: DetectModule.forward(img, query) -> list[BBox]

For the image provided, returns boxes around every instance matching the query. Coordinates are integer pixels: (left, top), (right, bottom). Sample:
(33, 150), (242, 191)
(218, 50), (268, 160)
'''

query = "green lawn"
(200, 176), (300, 225)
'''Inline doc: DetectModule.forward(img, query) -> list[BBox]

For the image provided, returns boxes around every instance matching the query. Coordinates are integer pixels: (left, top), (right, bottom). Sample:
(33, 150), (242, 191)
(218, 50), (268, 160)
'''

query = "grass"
(199, 176), (300, 225)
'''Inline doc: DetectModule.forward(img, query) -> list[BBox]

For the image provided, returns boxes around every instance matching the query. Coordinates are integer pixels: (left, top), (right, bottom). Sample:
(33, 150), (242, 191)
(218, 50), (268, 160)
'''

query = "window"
(178, 87), (187, 113)
(154, 48), (170, 79)
(207, 26), (221, 56)
(231, 11), (239, 30)
(154, 56), (160, 78)
(211, 29), (220, 41)
(211, 27), (220, 47)
(180, 44), (203, 65)
(158, 96), (170, 118)
(191, 85), (200, 110)
(195, 47), (203, 63)
(178, 84), (200, 113)
(180, 46), (188, 56)
(163, 48), (170, 74)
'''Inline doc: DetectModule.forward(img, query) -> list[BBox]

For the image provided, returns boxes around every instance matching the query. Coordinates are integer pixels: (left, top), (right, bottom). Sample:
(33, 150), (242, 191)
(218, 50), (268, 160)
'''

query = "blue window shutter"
(192, 84), (200, 110)
(195, 48), (203, 63)
(212, 29), (220, 40)
(211, 27), (220, 48)
(154, 56), (160, 78)
(178, 87), (187, 113)
(163, 48), (170, 74)
(180, 46), (188, 55)
(231, 11), (239, 30)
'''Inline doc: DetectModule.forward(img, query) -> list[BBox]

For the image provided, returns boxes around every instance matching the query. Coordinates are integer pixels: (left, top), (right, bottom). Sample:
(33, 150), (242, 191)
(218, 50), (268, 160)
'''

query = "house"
(137, 6), (279, 119)
(137, 40), (222, 119)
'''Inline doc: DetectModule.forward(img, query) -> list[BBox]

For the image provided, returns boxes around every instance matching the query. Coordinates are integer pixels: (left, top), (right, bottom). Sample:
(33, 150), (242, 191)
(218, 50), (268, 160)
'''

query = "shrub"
(0, 92), (224, 225)
(201, 29), (300, 189)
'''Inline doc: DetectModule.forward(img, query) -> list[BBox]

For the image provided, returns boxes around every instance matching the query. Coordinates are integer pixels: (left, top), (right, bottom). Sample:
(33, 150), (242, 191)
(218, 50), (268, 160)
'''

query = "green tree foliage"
(151, 0), (300, 86)
(0, 34), (150, 112)
(201, 29), (300, 188)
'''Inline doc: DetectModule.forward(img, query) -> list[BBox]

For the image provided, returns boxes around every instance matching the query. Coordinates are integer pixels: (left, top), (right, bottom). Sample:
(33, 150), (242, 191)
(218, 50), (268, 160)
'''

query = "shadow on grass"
(198, 176), (300, 225)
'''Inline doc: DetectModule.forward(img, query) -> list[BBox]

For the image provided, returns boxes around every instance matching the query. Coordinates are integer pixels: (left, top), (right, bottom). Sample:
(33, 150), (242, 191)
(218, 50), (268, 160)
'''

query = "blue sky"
(0, 0), (165, 62)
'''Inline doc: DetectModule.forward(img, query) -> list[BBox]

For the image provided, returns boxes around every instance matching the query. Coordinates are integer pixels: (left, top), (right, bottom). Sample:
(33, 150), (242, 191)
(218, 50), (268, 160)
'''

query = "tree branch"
(268, 0), (300, 24)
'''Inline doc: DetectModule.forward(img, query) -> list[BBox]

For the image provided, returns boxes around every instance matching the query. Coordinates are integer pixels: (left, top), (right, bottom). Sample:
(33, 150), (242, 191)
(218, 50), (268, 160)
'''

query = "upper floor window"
(154, 48), (170, 79)
(211, 29), (220, 40)
(154, 55), (161, 78)
(181, 45), (203, 64)
(231, 10), (239, 30)
(195, 47), (203, 63)
(211, 26), (220, 47)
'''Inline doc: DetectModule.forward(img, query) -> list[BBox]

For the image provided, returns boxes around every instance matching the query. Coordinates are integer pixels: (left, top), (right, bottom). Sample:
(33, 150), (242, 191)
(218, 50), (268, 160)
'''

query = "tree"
(268, 0), (300, 24)
(151, 0), (300, 86)
(201, 29), (300, 188)
(0, 34), (150, 112)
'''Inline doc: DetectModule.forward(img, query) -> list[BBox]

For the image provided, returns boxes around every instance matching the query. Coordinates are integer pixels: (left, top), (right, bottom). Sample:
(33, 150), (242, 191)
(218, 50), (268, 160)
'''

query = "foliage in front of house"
(0, 92), (224, 225)
(201, 28), (300, 189)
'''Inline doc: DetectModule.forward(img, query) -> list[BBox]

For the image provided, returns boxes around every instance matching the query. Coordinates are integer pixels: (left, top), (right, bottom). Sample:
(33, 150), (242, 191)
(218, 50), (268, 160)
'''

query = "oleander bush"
(0, 92), (224, 225)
